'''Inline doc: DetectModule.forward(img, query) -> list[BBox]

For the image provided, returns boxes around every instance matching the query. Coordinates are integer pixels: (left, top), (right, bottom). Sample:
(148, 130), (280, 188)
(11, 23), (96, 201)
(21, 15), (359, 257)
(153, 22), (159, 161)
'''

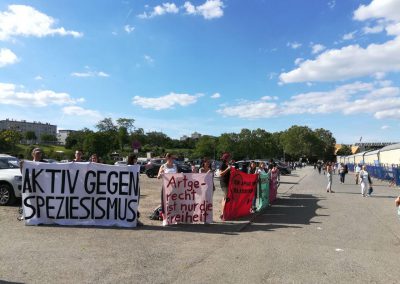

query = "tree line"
(0, 117), (336, 162)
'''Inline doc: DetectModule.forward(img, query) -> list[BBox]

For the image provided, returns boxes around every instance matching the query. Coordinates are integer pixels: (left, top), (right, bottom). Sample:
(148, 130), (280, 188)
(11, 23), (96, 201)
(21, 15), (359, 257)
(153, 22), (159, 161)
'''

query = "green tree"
(146, 131), (171, 147)
(40, 133), (57, 143)
(65, 128), (93, 149)
(193, 135), (217, 159)
(336, 145), (352, 156)
(281, 125), (320, 160)
(0, 130), (22, 152)
(96, 117), (117, 132)
(118, 126), (129, 150)
(314, 128), (336, 161)
(116, 118), (135, 133)
(83, 132), (115, 158)
(25, 131), (37, 144)
(216, 133), (237, 159)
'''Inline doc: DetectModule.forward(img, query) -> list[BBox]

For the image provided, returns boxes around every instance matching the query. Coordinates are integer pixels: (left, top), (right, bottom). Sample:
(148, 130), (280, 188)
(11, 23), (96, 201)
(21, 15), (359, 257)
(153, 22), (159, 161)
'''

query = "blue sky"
(0, 0), (400, 144)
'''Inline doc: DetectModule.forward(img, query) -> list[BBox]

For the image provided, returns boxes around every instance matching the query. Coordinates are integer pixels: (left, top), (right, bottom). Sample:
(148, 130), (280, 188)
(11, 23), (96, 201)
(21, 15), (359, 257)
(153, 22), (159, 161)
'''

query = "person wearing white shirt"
(354, 164), (361, 185)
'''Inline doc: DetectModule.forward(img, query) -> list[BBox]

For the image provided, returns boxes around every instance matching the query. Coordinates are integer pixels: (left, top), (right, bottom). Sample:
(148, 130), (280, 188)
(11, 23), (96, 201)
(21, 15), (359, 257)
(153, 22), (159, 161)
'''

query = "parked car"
(0, 154), (22, 206)
(136, 160), (147, 174)
(233, 159), (292, 175)
(114, 161), (127, 166)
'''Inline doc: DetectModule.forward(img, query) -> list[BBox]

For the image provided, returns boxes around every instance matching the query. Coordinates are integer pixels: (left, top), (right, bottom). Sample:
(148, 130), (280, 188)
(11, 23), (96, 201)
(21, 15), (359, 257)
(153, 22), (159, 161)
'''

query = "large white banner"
(162, 173), (213, 226)
(22, 161), (140, 227)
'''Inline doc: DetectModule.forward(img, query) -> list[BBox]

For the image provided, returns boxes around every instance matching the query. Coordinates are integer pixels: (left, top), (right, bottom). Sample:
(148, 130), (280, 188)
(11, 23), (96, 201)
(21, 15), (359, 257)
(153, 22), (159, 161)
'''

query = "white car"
(0, 154), (22, 205)
(114, 160), (127, 166)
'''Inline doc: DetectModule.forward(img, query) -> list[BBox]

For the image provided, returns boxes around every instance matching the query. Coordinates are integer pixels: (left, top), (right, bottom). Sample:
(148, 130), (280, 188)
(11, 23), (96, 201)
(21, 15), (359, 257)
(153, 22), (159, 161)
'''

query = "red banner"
(223, 168), (258, 220)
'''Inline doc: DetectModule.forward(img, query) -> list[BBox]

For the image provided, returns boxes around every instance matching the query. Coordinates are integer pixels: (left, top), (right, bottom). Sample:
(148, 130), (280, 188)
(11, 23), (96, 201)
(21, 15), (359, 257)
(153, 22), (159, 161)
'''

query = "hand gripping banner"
(162, 172), (213, 226)
(22, 161), (140, 227)
(223, 168), (258, 220)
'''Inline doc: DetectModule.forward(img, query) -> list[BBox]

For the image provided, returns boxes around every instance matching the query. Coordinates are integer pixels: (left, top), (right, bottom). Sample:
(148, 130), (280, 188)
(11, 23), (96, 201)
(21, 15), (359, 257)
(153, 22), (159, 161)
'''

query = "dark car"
(145, 160), (192, 178)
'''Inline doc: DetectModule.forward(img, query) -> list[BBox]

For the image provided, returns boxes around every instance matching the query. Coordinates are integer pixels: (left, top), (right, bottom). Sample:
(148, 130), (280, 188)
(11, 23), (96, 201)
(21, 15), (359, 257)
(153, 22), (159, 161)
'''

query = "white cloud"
(294, 58), (303, 65)
(184, 2), (196, 14)
(132, 92), (202, 110)
(34, 75), (43, 80)
(328, 1), (336, 9)
(353, 0), (400, 37)
(0, 48), (18, 67)
(0, 82), (84, 107)
(217, 101), (279, 119)
(124, 25), (135, 33)
(184, 0), (224, 20)
(353, 0), (400, 22)
(375, 109), (400, 119)
(0, 5), (83, 41)
(279, 36), (400, 83)
(342, 31), (356, 40)
(217, 81), (400, 120)
(261, 96), (278, 101)
(381, 125), (390, 130)
(138, 3), (179, 19)
(139, 1), (224, 20)
(71, 70), (110, 78)
(144, 55), (154, 64)
(386, 22), (400, 36)
(363, 24), (385, 34)
(311, 44), (326, 54)
(373, 72), (386, 80)
(287, 42), (302, 49)
(62, 106), (102, 119)
(211, 92), (221, 99)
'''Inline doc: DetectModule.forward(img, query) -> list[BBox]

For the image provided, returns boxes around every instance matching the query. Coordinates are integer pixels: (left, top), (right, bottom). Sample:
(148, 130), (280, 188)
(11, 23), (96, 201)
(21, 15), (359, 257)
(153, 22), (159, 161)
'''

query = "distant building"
(57, 130), (76, 145)
(191, 132), (201, 139)
(0, 119), (57, 143)
(180, 132), (202, 141)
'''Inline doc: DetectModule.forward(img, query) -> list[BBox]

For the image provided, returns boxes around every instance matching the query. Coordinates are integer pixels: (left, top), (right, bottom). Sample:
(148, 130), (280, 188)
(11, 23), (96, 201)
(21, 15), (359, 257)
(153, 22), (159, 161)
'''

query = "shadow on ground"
(243, 194), (326, 233)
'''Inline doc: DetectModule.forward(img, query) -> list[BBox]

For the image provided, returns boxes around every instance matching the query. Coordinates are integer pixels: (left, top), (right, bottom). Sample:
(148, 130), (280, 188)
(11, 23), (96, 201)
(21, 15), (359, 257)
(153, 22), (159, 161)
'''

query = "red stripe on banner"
(223, 167), (258, 220)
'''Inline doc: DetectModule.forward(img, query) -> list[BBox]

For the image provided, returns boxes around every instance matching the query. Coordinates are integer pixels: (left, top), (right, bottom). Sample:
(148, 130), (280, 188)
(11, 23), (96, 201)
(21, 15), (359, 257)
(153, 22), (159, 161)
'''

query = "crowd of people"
(316, 161), (375, 197)
(22, 147), (400, 222)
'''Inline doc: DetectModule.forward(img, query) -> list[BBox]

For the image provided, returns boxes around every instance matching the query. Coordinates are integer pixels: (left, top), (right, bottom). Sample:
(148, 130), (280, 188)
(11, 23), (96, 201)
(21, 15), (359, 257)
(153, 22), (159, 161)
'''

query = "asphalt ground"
(1, 167), (399, 283)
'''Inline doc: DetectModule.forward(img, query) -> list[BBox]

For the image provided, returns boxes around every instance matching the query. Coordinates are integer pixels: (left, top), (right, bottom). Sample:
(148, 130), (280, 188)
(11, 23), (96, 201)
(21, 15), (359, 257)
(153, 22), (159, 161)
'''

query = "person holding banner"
(256, 162), (267, 174)
(74, 149), (84, 162)
(31, 148), (46, 162)
(149, 153), (178, 220)
(90, 154), (99, 163)
(219, 153), (231, 219)
(199, 158), (212, 173)
(19, 147), (46, 173)
(248, 161), (257, 174)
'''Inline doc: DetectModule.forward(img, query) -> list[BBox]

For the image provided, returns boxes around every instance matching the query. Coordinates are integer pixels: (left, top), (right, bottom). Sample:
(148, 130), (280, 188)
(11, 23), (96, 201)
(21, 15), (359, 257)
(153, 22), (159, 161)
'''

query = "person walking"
(354, 164), (361, 185)
(359, 165), (372, 197)
(338, 163), (346, 184)
(326, 162), (334, 193)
